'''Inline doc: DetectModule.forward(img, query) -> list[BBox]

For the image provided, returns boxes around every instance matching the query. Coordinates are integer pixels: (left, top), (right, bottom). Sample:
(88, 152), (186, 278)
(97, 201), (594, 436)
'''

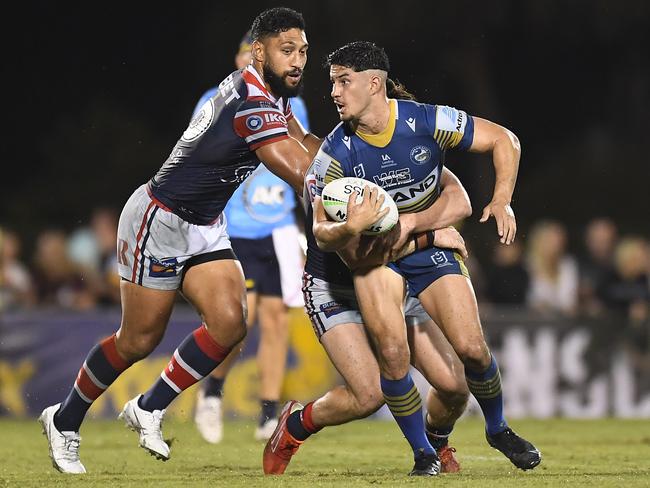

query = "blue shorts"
(231, 236), (282, 297)
(388, 246), (470, 298)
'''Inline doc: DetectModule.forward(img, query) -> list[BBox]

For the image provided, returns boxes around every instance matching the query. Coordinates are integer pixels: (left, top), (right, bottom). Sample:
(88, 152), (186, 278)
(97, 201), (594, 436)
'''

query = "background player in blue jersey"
(38, 8), (322, 474)
(192, 30), (309, 444)
(308, 41), (540, 474)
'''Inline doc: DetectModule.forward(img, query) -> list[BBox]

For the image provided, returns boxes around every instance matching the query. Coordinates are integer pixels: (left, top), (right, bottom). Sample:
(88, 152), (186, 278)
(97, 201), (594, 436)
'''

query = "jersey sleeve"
(305, 141), (345, 202)
(424, 104), (475, 151)
(233, 100), (290, 151)
(283, 97), (295, 123)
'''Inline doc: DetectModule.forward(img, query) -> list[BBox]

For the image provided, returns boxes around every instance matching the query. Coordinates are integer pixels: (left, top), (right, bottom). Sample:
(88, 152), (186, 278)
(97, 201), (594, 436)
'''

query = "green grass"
(1, 417), (649, 487)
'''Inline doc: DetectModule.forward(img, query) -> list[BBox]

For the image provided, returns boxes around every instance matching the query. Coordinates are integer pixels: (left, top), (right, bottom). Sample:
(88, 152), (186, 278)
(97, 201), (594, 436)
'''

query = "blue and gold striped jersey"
(309, 99), (474, 211)
(304, 98), (474, 284)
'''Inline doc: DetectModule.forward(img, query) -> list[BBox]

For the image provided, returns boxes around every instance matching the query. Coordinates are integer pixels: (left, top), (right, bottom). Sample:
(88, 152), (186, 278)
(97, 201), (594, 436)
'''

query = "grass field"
(1, 417), (649, 487)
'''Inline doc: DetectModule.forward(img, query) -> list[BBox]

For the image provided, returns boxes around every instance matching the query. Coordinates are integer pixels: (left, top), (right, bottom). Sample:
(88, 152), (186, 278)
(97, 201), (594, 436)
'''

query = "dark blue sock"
(465, 354), (508, 435)
(204, 376), (225, 398)
(381, 373), (435, 459)
(425, 422), (453, 450)
(259, 399), (278, 426)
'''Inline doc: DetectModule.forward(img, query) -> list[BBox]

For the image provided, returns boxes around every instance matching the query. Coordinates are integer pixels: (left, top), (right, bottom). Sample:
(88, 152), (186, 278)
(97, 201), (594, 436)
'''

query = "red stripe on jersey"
(242, 69), (271, 98)
(164, 355), (197, 391)
(249, 134), (290, 151)
(131, 200), (156, 282)
(193, 325), (230, 362)
(75, 367), (104, 400)
(100, 334), (129, 371)
(233, 109), (289, 139)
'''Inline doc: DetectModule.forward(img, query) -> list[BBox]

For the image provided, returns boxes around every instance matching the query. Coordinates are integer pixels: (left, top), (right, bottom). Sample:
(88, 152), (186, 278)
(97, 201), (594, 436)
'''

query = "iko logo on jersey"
(409, 145), (432, 165)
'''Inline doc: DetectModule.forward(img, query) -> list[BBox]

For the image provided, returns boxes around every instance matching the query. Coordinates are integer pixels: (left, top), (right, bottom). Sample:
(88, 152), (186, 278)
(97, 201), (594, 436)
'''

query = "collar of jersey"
(355, 99), (397, 148)
(244, 64), (278, 104)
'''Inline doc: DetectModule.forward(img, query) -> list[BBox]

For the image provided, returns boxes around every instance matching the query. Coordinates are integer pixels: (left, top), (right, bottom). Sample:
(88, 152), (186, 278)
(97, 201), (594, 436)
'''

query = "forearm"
(406, 189), (471, 234)
(491, 128), (520, 203)
(313, 221), (358, 251)
(301, 133), (323, 158)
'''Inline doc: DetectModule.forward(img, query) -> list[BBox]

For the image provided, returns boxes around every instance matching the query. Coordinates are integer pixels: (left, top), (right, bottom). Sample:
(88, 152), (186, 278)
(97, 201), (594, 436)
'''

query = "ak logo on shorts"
(245, 115), (264, 132)
(149, 257), (179, 277)
(409, 145), (432, 165)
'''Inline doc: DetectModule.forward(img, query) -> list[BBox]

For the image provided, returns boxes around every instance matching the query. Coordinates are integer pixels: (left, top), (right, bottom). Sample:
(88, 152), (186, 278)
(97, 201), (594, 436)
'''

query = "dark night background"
(4, 0), (649, 261)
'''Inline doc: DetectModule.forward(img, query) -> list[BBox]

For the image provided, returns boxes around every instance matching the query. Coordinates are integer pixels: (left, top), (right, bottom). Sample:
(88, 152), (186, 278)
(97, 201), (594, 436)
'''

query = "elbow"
(505, 128), (521, 156)
(461, 195), (473, 219)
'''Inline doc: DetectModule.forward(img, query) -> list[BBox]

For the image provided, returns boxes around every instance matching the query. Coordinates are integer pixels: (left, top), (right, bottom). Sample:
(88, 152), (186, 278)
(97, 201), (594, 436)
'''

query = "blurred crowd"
(2, 212), (649, 373)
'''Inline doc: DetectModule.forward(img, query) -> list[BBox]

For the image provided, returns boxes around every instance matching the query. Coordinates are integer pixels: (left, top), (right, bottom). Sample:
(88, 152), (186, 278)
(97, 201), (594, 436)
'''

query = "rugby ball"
(321, 177), (399, 235)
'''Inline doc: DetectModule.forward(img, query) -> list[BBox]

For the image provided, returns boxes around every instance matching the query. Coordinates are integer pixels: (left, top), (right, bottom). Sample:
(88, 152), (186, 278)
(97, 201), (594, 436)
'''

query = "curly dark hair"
(250, 7), (305, 41)
(326, 41), (417, 100)
(325, 41), (390, 72)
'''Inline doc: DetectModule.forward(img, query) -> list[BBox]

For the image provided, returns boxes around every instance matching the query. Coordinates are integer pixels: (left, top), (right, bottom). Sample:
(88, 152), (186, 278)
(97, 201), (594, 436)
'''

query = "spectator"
(90, 207), (121, 305)
(578, 217), (619, 316)
(31, 229), (98, 310)
(601, 237), (650, 386)
(484, 239), (529, 305)
(526, 220), (579, 316)
(0, 227), (36, 310)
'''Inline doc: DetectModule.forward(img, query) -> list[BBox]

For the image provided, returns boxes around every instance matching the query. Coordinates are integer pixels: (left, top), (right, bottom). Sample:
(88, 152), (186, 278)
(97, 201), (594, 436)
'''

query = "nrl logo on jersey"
(409, 145), (432, 165)
(353, 164), (365, 178)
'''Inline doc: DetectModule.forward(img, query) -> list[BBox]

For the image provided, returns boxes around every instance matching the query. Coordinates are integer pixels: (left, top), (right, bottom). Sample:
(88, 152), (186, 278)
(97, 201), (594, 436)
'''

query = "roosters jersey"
(148, 65), (294, 225)
(304, 98), (474, 283)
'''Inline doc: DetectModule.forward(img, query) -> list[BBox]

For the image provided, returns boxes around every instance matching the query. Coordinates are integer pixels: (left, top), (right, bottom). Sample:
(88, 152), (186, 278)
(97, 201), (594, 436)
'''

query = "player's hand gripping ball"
(322, 177), (399, 235)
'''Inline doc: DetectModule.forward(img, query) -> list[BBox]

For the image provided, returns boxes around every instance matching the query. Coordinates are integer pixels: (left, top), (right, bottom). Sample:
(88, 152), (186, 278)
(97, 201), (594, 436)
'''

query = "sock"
(381, 373), (435, 458)
(465, 354), (508, 435)
(259, 399), (278, 426)
(204, 376), (225, 398)
(286, 401), (321, 441)
(54, 333), (130, 432)
(425, 420), (453, 450)
(139, 325), (231, 412)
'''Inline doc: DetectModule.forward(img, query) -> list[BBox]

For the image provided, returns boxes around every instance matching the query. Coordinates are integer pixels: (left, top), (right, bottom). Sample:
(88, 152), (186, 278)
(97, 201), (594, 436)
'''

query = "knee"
(205, 302), (247, 345)
(352, 387), (384, 418)
(115, 329), (162, 362)
(377, 342), (410, 377)
(435, 385), (470, 411)
(456, 341), (491, 372)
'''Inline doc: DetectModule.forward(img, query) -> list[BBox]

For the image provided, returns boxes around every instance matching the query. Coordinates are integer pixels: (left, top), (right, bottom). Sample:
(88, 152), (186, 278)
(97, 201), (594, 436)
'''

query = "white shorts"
(272, 224), (305, 307)
(302, 272), (432, 340)
(117, 184), (233, 290)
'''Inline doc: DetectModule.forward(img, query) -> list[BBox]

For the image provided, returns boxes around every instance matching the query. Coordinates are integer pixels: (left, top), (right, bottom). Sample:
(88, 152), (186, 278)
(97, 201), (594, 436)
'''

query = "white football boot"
(118, 395), (170, 460)
(254, 417), (279, 441)
(39, 403), (86, 474)
(194, 390), (224, 444)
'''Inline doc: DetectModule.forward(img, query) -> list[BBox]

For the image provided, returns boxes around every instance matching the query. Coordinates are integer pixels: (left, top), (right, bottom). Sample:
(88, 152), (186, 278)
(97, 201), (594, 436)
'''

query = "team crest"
(410, 145), (432, 165)
(182, 99), (214, 142)
(245, 115), (264, 131)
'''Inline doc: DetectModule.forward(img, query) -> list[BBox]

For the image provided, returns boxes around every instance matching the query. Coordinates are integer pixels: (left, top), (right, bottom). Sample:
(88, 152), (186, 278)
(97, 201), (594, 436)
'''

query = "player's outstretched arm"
(255, 137), (314, 193)
(470, 117), (521, 245)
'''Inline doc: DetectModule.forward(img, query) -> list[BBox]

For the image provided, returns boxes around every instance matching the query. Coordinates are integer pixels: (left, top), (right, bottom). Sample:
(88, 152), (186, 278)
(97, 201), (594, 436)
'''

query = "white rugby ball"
(321, 177), (399, 235)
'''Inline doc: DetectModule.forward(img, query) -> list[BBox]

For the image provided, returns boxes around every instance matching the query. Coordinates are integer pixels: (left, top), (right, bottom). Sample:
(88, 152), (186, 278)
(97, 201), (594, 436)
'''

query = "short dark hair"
(251, 7), (305, 41)
(325, 41), (390, 73)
